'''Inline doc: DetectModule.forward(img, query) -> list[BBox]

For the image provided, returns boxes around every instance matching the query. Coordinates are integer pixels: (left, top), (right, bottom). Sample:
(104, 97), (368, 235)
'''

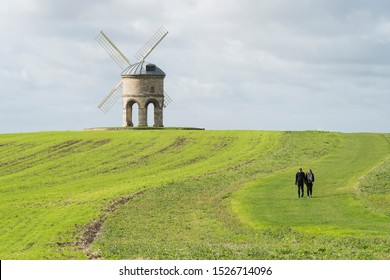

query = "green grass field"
(0, 130), (389, 259)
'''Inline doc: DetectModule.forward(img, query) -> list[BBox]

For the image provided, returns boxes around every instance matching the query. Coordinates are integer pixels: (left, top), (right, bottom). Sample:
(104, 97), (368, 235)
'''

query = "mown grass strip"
(232, 133), (390, 236)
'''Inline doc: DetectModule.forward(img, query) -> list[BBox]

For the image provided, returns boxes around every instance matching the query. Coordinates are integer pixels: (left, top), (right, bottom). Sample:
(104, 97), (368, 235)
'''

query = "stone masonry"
(121, 61), (165, 127)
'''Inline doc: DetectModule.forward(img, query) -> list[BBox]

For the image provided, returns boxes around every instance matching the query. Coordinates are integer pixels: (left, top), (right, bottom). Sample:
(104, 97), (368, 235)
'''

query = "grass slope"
(0, 130), (389, 259)
(233, 134), (390, 234)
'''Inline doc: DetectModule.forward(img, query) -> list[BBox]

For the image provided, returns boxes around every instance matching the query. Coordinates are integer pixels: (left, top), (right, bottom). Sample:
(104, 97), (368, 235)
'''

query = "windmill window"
(146, 64), (156, 72)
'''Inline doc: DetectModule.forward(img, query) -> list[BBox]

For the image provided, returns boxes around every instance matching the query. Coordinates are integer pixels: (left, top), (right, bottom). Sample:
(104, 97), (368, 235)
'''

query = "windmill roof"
(121, 61), (165, 77)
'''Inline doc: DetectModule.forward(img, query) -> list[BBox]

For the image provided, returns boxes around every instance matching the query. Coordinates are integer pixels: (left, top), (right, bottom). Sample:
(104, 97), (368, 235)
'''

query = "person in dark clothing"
(295, 168), (305, 198)
(305, 169), (315, 197)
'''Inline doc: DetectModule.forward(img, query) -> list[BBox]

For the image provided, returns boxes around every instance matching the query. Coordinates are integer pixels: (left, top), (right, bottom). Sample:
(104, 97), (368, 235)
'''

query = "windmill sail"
(96, 31), (131, 70)
(98, 81), (123, 113)
(163, 92), (172, 108)
(135, 26), (168, 62)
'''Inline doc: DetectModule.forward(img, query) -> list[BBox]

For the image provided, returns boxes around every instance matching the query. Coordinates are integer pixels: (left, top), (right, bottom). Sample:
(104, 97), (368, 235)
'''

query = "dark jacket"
(305, 172), (315, 184)
(295, 171), (305, 185)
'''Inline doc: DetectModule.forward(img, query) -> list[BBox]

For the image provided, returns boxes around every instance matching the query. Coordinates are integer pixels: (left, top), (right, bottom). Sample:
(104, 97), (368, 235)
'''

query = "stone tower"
(121, 61), (166, 127)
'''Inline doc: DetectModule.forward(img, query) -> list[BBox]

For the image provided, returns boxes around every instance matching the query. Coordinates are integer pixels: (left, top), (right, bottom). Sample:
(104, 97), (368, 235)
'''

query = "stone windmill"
(96, 26), (171, 127)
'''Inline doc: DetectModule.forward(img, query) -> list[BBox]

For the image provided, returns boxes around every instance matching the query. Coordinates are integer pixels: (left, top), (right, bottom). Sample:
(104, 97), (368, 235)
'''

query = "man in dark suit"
(295, 168), (305, 198)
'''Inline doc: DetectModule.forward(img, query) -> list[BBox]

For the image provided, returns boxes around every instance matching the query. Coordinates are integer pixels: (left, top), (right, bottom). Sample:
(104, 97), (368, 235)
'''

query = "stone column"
(154, 107), (163, 127)
(138, 106), (147, 126)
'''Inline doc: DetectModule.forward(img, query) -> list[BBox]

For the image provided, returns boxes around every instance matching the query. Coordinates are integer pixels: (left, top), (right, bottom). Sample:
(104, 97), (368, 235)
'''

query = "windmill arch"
(145, 98), (163, 127)
(125, 99), (140, 127)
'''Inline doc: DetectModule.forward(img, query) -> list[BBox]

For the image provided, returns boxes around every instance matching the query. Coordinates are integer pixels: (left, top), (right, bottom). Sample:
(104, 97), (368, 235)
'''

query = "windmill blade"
(135, 26), (168, 62)
(98, 81), (123, 113)
(96, 31), (131, 70)
(163, 92), (172, 108)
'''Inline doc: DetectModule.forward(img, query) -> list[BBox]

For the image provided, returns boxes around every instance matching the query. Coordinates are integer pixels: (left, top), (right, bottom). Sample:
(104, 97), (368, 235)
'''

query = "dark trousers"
(297, 182), (304, 197)
(307, 183), (313, 197)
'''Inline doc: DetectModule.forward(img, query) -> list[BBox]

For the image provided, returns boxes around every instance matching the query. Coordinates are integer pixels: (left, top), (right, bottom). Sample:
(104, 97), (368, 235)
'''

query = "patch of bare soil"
(74, 190), (145, 259)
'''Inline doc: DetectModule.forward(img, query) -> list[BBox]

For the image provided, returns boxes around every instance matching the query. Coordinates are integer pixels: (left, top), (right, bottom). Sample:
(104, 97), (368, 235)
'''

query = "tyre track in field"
(75, 190), (146, 259)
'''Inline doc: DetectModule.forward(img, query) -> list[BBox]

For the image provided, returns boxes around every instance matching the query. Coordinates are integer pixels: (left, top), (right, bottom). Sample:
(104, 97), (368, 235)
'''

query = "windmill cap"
(121, 61), (165, 77)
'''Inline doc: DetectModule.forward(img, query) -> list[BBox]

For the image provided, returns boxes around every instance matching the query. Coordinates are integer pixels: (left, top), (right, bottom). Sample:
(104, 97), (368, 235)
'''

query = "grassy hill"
(0, 130), (389, 259)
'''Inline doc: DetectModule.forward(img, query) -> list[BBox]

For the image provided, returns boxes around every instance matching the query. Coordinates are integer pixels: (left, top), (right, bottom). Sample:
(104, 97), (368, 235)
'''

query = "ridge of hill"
(0, 130), (389, 259)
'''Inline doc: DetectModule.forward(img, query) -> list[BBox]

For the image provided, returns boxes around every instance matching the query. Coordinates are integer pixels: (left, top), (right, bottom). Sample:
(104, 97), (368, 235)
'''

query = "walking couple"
(295, 168), (315, 198)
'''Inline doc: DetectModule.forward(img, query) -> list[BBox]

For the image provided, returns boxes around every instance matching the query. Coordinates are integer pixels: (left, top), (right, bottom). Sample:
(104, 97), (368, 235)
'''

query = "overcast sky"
(1, 0), (390, 133)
